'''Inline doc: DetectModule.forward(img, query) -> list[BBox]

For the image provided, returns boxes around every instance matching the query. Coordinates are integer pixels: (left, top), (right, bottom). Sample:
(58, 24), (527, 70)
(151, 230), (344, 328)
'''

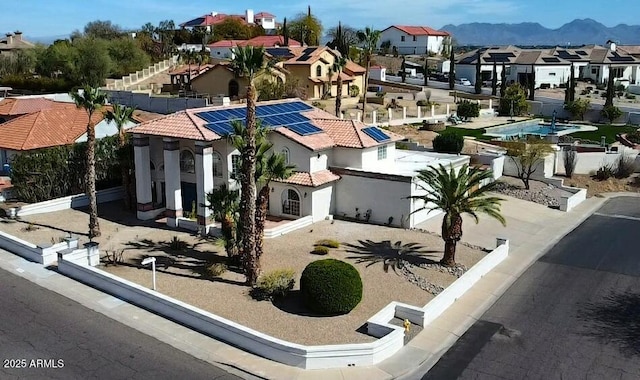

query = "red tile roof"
(181, 11), (275, 28)
(254, 12), (276, 19)
(388, 25), (450, 37)
(344, 60), (366, 74)
(313, 119), (404, 148)
(209, 36), (301, 49)
(209, 39), (246, 48)
(128, 111), (220, 141)
(0, 98), (59, 116)
(275, 169), (340, 187)
(0, 104), (111, 151)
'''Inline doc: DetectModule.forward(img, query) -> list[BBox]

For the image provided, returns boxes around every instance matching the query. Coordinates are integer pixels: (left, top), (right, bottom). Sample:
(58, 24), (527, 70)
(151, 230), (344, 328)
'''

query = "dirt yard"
(565, 174), (640, 197)
(0, 202), (486, 345)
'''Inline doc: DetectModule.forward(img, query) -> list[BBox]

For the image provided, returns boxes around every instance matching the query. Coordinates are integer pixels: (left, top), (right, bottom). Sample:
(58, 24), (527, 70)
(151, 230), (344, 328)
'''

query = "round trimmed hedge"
(300, 259), (363, 315)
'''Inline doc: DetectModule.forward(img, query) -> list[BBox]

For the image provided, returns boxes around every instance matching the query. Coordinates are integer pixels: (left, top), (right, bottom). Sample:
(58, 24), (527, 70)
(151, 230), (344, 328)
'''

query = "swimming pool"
(484, 119), (582, 140)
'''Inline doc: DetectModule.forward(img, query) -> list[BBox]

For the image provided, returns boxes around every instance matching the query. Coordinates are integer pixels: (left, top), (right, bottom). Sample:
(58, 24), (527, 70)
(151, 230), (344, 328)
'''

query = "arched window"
(281, 188), (301, 216)
(316, 65), (322, 77)
(228, 79), (239, 97)
(212, 151), (223, 178)
(180, 150), (195, 173)
(281, 147), (290, 165)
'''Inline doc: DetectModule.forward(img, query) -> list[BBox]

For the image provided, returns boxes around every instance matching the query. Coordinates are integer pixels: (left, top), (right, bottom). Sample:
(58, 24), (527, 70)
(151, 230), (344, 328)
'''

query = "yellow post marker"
(403, 319), (411, 332)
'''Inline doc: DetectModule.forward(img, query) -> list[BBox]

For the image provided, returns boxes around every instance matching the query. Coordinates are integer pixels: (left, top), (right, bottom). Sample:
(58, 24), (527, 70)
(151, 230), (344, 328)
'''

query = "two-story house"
(378, 25), (450, 55)
(128, 98), (469, 234)
(180, 9), (278, 34)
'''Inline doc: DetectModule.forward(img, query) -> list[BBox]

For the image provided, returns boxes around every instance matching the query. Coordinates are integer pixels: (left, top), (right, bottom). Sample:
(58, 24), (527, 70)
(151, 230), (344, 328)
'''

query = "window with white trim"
(231, 154), (241, 180)
(212, 151), (223, 178)
(401, 36), (405, 42)
(281, 147), (290, 164)
(377, 145), (387, 160)
(316, 65), (322, 77)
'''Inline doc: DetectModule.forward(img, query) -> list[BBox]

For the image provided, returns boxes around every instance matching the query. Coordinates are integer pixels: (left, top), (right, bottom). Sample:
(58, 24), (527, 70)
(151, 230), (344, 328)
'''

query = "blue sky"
(3, 0), (639, 38)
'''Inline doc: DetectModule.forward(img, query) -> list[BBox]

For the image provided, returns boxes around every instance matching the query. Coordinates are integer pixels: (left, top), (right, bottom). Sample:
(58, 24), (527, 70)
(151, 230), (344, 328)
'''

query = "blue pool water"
(485, 120), (581, 139)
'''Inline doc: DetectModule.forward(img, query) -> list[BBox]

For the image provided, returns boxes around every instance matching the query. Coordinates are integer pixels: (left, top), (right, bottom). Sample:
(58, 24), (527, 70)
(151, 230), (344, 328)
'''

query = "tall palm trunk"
(254, 184), (270, 262)
(335, 75), (343, 117)
(362, 56), (370, 117)
(118, 129), (132, 211)
(241, 83), (259, 285)
(441, 213), (462, 266)
(86, 116), (100, 238)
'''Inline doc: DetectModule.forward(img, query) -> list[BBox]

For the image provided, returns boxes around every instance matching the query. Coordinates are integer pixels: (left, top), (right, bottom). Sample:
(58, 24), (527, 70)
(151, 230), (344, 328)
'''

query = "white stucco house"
(456, 44), (640, 89)
(180, 9), (278, 34)
(128, 99), (469, 234)
(378, 25), (450, 55)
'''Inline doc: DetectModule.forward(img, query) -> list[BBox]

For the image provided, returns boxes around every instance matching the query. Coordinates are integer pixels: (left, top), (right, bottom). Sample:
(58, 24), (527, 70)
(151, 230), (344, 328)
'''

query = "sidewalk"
(0, 193), (626, 380)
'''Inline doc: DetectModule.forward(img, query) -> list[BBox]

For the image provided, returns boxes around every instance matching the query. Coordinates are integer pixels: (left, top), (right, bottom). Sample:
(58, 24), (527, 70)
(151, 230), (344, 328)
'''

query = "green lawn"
(568, 125), (638, 144)
(441, 127), (493, 140)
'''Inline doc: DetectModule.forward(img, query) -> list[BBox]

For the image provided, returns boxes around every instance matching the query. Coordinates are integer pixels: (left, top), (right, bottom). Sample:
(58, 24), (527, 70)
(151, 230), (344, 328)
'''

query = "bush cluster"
(456, 100), (480, 120)
(433, 132), (464, 154)
(252, 269), (296, 301)
(300, 259), (363, 315)
(314, 239), (340, 248)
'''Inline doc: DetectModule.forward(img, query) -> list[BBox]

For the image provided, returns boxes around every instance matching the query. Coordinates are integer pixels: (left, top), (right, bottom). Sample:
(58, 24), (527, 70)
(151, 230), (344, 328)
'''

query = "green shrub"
(252, 269), (296, 300)
(626, 131), (640, 144)
(311, 246), (330, 255)
(206, 263), (227, 277)
(614, 153), (636, 179)
(595, 164), (614, 180)
(433, 132), (464, 154)
(626, 94), (636, 100)
(314, 239), (340, 248)
(300, 259), (363, 315)
(416, 99), (429, 107)
(396, 142), (410, 150)
(601, 105), (623, 123)
(456, 100), (480, 120)
(169, 236), (187, 251)
(349, 85), (360, 97)
(564, 98), (591, 121)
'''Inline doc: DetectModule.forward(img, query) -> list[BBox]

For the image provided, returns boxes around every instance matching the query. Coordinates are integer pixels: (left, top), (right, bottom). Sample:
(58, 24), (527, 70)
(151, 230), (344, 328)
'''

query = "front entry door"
(181, 182), (197, 215)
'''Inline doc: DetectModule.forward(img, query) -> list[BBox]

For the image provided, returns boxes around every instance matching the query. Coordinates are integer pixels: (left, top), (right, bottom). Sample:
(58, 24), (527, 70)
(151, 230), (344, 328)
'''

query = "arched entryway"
(281, 188), (301, 217)
(228, 79), (239, 97)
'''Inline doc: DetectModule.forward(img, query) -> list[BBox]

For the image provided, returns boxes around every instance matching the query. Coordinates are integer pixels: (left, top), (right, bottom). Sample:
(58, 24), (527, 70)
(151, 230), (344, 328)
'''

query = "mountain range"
(440, 18), (640, 46)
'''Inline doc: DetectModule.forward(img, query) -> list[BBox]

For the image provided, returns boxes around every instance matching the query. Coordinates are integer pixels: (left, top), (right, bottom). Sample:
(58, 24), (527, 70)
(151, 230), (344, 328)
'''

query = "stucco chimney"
(610, 42), (616, 52)
(246, 9), (254, 24)
(211, 11), (218, 16)
(13, 31), (22, 41)
(5, 33), (13, 45)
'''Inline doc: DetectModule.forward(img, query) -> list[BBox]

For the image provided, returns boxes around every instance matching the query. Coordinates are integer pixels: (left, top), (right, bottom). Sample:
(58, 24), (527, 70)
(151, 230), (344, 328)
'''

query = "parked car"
(456, 78), (472, 86)
(482, 79), (502, 87)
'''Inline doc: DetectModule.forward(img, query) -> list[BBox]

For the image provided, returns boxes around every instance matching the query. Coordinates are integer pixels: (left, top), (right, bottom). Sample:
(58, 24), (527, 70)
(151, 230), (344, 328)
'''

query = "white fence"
(0, 230), (79, 266)
(57, 236), (509, 369)
(15, 187), (124, 217)
(541, 177), (587, 212)
(106, 57), (178, 91)
(263, 215), (314, 239)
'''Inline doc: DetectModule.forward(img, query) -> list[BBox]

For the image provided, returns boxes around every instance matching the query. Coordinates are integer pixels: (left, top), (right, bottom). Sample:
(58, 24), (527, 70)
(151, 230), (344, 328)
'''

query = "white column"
(340, 112), (344, 119)
(402, 107), (407, 120)
(356, 112), (361, 122)
(372, 110), (377, 124)
(417, 107), (421, 119)
(195, 142), (214, 232)
(163, 138), (182, 227)
(134, 135), (153, 220)
(431, 104), (436, 117)
(446, 104), (451, 116)
(489, 99), (493, 109)
(388, 108), (393, 120)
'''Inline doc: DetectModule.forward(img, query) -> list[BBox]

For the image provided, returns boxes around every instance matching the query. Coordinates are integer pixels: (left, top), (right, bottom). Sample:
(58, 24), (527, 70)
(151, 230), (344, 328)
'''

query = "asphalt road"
(424, 197), (640, 380)
(0, 268), (241, 380)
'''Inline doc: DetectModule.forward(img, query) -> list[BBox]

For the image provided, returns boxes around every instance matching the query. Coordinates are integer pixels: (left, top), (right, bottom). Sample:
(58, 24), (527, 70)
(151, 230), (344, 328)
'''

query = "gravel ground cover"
(0, 203), (486, 345)
(494, 176), (574, 208)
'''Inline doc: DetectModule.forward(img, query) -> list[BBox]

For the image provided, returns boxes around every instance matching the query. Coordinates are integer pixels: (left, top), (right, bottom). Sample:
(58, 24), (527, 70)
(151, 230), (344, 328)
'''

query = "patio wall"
(56, 236), (510, 370)
(15, 187), (124, 217)
(0, 230), (78, 266)
(541, 177), (588, 212)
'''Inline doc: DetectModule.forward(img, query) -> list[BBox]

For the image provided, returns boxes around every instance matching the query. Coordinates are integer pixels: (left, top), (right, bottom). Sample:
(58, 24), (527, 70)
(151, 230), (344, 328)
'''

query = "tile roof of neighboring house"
(275, 169), (340, 187)
(619, 45), (640, 55)
(0, 104), (111, 151)
(283, 46), (338, 65)
(128, 98), (405, 150)
(0, 33), (35, 51)
(387, 25), (450, 37)
(313, 118), (404, 148)
(344, 60), (366, 74)
(254, 12), (276, 19)
(132, 110), (164, 123)
(209, 36), (301, 49)
(209, 39), (246, 48)
(0, 98), (59, 116)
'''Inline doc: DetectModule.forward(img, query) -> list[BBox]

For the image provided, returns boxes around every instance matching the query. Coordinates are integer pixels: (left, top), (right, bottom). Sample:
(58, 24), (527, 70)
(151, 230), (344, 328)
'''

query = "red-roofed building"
(128, 98), (469, 234)
(208, 36), (301, 59)
(379, 25), (451, 55)
(180, 9), (277, 32)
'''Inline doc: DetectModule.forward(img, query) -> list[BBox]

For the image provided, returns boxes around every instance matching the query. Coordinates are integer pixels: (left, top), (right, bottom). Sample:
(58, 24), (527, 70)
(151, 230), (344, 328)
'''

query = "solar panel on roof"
(542, 57), (561, 63)
(205, 123), (235, 136)
(576, 50), (588, 56)
(287, 122), (322, 136)
(362, 127), (390, 142)
(296, 47), (317, 61)
(609, 52), (634, 62)
(266, 48), (293, 57)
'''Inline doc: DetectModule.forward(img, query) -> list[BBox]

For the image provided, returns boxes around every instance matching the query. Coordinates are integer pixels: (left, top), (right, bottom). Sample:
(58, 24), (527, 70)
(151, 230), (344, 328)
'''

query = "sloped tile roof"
(388, 25), (450, 37)
(254, 12), (276, 19)
(128, 110), (221, 141)
(344, 60), (366, 74)
(272, 126), (335, 151)
(275, 169), (340, 187)
(0, 98), (59, 116)
(0, 104), (110, 151)
(313, 119), (404, 148)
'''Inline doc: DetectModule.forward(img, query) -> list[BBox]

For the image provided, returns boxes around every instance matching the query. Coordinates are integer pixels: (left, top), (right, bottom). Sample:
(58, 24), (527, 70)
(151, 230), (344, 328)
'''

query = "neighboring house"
(180, 9), (278, 33)
(128, 98), (469, 233)
(189, 46), (366, 100)
(0, 31), (34, 55)
(167, 64), (216, 92)
(0, 97), (61, 123)
(208, 36), (302, 59)
(379, 25), (450, 55)
(455, 44), (640, 88)
(0, 101), (135, 167)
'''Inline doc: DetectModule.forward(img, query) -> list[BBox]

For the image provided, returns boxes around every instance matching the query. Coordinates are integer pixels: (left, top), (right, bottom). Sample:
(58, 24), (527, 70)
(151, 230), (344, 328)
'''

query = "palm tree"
(409, 164), (506, 266)
(331, 55), (348, 118)
(206, 185), (240, 263)
(105, 103), (135, 211)
(178, 49), (198, 91)
(229, 46), (267, 285)
(254, 146), (295, 263)
(70, 85), (108, 239)
(357, 27), (381, 118)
